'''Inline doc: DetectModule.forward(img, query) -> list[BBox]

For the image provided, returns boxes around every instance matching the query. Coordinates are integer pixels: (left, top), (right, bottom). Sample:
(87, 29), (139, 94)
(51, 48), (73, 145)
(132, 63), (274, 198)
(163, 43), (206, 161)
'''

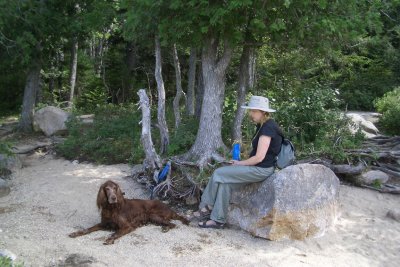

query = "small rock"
(58, 253), (96, 267)
(0, 178), (11, 198)
(386, 210), (400, 222)
(72, 160), (79, 165)
(359, 170), (390, 185)
(185, 196), (198, 205)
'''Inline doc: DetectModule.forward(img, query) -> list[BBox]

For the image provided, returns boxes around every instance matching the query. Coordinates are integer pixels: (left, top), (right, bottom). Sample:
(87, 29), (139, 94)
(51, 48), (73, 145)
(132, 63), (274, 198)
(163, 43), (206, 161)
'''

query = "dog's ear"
(96, 183), (108, 209)
(116, 184), (125, 203)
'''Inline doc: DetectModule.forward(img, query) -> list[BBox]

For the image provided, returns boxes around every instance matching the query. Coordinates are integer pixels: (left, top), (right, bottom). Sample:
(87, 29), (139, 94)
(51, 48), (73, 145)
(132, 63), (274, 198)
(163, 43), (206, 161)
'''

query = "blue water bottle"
(232, 143), (241, 161)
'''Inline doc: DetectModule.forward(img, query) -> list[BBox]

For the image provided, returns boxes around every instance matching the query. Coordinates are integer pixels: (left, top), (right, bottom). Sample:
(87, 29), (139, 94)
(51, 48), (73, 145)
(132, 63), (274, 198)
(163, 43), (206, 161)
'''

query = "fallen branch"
(311, 160), (366, 175)
(12, 143), (52, 154)
(361, 184), (400, 194)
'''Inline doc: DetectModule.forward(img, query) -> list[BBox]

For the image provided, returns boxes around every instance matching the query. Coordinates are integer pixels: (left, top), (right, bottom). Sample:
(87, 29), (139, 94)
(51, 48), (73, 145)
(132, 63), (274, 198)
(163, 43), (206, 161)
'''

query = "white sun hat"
(241, 96), (276, 112)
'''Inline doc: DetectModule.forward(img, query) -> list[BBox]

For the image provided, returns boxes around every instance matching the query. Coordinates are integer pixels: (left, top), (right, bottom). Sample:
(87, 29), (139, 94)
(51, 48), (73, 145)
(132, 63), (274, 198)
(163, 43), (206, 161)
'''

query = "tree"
(186, 47), (197, 116)
(154, 35), (170, 154)
(172, 43), (184, 129)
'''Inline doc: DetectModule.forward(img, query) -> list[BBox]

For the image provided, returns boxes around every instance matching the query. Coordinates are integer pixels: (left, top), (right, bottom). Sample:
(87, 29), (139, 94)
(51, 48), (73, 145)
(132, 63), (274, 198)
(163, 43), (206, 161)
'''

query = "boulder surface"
(227, 164), (340, 240)
(33, 106), (70, 136)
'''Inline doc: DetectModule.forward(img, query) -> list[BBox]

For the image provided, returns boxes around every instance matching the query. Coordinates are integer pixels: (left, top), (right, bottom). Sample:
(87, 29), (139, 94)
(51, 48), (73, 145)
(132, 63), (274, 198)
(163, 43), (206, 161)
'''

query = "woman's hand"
(230, 160), (242, 166)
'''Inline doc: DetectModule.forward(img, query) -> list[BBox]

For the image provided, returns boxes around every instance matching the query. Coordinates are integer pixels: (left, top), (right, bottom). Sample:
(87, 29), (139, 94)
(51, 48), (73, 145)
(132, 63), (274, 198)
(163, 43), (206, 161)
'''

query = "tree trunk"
(195, 60), (204, 119)
(154, 35), (169, 154)
(68, 38), (78, 107)
(183, 35), (233, 166)
(172, 44), (184, 129)
(231, 45), (254, 142)
(19, 61), (41, 132)
(137, 89), (162, 171)
(122, 41), (137, 103)
(186, 47), (197, 116)
(56, 50), (64, 101)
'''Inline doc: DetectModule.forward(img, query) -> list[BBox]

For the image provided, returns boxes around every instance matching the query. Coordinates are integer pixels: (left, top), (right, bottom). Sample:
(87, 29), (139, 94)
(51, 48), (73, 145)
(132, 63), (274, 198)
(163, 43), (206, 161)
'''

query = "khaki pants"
(200, 165), (275, 223)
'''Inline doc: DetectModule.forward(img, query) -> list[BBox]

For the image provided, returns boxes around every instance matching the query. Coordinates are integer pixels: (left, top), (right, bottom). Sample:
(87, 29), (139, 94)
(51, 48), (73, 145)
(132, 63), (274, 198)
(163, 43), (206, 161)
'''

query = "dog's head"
(96, 180), (125, 209)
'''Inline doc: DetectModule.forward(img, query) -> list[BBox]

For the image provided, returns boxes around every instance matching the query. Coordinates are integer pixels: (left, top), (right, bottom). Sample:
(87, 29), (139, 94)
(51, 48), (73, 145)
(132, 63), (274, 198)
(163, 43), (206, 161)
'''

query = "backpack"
(276, 136), (295, 169)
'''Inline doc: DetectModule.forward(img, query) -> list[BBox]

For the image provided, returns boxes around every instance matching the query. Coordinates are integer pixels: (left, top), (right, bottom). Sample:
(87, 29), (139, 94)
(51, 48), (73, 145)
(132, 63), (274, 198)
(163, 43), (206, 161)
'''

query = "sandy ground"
(1, 151), (400, 267)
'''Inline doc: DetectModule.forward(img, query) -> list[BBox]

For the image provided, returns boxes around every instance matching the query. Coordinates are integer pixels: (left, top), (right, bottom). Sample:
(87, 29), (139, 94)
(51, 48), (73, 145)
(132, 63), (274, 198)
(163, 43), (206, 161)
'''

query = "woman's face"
(248, 109), (265, 123)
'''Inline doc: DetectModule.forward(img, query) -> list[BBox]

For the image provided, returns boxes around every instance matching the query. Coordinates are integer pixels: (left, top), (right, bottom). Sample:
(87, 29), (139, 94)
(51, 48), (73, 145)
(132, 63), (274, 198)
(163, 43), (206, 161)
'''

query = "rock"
(72, 160), (79, 165)
(346, 112), (379, 138)
(58, 253), (97, 267)
(185, 196), (198, 205)
(386, 210), (400, 222)
(0, 249), (16, 261)
(0, 178), (11, 197)
(33, 106), (71, 136)
(358, 170), (389, 185)
(0, 154), (22, 173)
(227, 164), (340, 240)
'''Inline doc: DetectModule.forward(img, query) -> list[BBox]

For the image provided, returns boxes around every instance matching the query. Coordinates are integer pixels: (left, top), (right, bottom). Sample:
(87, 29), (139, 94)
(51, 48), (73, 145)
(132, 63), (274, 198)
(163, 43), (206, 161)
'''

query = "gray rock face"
(33, 106), (70, 136)
(346, 112), (379, 138)
(227, 164), (340, 240)
(359, 170), (389, 185)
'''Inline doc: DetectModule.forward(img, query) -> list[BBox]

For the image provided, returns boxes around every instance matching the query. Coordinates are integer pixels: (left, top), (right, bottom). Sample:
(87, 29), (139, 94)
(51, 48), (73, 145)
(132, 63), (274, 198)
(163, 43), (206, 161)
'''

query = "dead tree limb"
(137, 89), (162, 173)
(310, 160), (366, 175)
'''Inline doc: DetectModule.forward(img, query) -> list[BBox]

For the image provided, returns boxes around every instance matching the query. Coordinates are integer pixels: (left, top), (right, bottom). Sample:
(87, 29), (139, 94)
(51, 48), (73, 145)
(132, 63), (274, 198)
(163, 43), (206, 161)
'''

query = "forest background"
(0, 0), (399, 175)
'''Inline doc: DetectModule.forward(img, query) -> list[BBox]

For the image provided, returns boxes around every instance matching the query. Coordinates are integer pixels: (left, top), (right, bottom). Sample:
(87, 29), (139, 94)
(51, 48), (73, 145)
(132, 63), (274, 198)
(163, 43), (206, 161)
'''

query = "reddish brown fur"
(69, 180), (189, 245)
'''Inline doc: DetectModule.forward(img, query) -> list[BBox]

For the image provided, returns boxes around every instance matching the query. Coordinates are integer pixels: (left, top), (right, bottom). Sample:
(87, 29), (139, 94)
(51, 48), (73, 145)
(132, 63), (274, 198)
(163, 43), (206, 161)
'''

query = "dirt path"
(1, 149), (400, 266)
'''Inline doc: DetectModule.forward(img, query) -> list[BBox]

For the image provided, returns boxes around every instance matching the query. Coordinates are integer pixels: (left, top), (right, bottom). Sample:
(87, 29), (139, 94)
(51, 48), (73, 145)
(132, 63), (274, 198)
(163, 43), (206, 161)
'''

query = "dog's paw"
(161, 226), (170, 233)
(103, 238), (115, 245)
(69, 231), (81, 238)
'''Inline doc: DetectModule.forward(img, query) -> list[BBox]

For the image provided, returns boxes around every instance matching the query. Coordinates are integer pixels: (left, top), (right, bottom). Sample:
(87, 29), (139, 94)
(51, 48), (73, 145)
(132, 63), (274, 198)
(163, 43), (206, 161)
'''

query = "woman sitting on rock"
(194, 96), (283, 229)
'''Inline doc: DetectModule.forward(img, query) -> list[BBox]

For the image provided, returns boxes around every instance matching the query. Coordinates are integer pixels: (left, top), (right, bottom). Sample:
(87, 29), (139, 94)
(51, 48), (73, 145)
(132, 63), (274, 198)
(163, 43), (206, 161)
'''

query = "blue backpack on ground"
(276, 136), (295, 169)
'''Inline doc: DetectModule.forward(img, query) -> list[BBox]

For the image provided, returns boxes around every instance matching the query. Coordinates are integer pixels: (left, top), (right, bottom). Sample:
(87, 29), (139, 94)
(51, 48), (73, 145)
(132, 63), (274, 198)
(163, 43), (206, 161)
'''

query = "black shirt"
(249, 119), (283, 168)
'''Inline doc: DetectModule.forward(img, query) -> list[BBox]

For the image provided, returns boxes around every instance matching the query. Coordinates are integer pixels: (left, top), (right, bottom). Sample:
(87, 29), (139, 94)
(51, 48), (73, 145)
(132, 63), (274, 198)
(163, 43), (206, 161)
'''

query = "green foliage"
(371, 179), (382, 189)
(0, 140), (15, 177)
(0, 256), (23, 267)
(374, 87), (400, 135)
(168, 116), (199, 156)
(267, 83), (365, 164)
(57, 104), (144, 164)
(0, 141), (13, 157)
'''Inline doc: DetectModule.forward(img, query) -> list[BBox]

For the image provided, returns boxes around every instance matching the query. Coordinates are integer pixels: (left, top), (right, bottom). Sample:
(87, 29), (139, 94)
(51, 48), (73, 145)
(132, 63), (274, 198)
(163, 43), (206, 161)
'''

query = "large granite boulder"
(227, 164), (340, 240)
(33, 106), (70, 136)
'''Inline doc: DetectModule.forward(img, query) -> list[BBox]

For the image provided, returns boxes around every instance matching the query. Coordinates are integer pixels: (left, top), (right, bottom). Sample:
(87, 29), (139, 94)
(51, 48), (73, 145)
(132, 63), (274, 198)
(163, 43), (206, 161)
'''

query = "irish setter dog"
(69, 180), (189, 245)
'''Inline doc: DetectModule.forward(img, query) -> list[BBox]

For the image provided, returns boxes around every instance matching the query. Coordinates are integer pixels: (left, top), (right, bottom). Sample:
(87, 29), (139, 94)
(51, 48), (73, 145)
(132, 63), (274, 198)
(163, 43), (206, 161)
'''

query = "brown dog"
(69, 180), (189, 244)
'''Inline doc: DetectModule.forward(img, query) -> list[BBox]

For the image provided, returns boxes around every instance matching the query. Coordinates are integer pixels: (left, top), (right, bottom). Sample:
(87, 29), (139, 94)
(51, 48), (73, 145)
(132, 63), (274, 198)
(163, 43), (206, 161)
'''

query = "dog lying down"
(69, 180), (189, 245)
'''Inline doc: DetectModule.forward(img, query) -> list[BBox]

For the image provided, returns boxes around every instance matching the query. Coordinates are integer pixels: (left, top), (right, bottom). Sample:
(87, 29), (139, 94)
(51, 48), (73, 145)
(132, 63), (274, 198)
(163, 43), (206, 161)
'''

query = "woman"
(194, 95), (282, 229)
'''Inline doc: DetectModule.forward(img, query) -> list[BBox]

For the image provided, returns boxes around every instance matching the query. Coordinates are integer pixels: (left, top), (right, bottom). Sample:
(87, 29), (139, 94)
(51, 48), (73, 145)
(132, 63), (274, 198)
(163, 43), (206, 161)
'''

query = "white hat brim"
(241, 105), (276, 113)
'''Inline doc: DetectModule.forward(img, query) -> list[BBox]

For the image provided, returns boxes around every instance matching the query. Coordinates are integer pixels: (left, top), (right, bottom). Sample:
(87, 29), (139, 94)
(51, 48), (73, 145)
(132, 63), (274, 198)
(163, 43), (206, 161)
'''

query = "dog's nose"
(110, 196), (117, 203)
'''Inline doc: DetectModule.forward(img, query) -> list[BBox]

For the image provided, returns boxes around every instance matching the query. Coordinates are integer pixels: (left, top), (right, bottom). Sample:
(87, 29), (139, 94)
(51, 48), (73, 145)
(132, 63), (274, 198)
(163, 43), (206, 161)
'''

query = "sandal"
(198, 220), (225, 229)
(192, 205), (212, 221)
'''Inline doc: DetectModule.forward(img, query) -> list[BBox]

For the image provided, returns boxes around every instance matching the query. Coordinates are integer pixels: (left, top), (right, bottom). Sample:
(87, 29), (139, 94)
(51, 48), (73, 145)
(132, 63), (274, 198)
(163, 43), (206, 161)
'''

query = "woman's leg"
(205, 165), (274, 224)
